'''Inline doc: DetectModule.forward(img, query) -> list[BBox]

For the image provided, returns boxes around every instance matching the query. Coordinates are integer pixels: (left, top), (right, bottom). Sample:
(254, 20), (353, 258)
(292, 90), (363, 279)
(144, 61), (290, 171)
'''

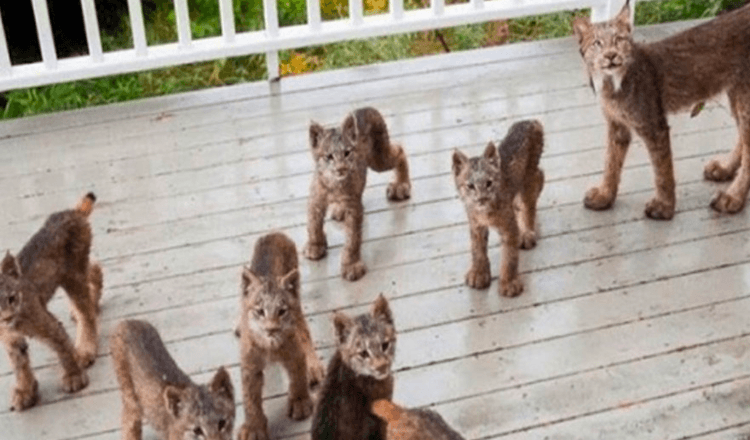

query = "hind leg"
(371, 142), (411, 201)
(1, 331), (39, 411)
(711, 87), (750, 213)
(63, 274), (99, 367)
(110, 334), (143, 440)
(69, 262), (103, 323)
(705, 93), (744, 182)
(516, 168), (545, 249)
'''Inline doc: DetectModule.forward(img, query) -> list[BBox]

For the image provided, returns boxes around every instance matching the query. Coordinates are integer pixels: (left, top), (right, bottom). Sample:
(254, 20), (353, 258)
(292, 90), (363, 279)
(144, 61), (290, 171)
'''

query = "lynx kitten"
(371, 399), (466, 440)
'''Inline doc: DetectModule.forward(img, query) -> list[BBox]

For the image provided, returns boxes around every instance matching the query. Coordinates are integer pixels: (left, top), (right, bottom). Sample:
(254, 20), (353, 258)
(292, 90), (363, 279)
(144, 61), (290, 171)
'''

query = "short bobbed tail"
(76, 192), (97, 217)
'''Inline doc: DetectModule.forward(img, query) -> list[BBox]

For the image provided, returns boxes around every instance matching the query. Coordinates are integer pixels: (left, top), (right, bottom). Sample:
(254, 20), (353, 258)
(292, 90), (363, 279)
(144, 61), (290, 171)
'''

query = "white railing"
(0, 0), (629, 91)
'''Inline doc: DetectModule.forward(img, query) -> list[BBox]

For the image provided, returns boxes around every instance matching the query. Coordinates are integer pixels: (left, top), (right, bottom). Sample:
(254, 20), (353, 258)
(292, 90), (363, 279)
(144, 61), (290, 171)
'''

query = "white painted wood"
(432, 0), (445, 17)
(307, 0), (322, 30)
(0, 12), (11, 75)
(30, 0), (58, 69)
(218, 0), (236, 42)
(391, 0), (405, 20)
(174, 0), (193, 47)
(80, 0), (104, 62)
(127, 0), (149, 56)
(350, 0), (364, 25)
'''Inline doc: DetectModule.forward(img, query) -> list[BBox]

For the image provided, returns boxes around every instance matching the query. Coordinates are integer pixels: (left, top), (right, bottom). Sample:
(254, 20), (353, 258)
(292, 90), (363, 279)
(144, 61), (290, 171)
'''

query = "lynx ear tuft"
(614, 0), (632, 32)
(279, 269), (300, 297)
(209, 366), (235, 403)
(310, 122), (325, 150)
(342, 112), (359, 145)
(371, 293), (393, 324)
(1, 252), (21, 279)
(241, 266), (261, 295)
(572, 17), (593, 44)
(332, 311), (355, 344)
(163, 386), (184, 419)
(452, 149), (469, 178)
(483, 141), (498, 163)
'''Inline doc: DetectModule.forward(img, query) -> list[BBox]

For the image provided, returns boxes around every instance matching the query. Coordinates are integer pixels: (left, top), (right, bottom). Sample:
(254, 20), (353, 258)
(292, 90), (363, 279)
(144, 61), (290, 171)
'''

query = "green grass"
(0, 0), (739, 119)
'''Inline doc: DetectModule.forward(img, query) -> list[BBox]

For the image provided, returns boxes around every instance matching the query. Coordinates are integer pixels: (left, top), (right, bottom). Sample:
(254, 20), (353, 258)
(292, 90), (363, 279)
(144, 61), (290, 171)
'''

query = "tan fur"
(311, 294), (396, 440)
(452, 121), (545, 297)
(371, 399), (466, 440)
(110, 320), (235, 440)
(304, 107), (411, 281)
(0, 192), (102, 411)
(237, 232), (325, 440)
(573, 1), (750, 218)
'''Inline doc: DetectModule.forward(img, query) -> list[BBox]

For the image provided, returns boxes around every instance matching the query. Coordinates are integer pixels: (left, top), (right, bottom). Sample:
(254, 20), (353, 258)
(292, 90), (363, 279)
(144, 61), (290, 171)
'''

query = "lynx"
(371, 399), (466, 440)
(236, 232), (325, 440)
(0, 192), (102, 411)
(110, 319), (235, 440)
(573, 1), (750, 219)
(452, 120), (545, 297)
(311, 294), (396, 440)
(304, 107), (411, 281)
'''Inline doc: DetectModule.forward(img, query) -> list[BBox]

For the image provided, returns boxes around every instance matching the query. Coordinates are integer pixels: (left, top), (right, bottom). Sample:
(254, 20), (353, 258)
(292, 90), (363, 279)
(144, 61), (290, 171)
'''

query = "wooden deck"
(2, 18), (750, 440)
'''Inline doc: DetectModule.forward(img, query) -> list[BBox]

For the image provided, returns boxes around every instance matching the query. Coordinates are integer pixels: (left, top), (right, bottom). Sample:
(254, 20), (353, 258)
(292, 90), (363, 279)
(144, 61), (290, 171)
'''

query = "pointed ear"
(279, 269), (300, 297)
(209, 367), (234, 403)
(371, 294), (393, 325)
(163, 386), (184, 419)
(241, 266), (261, 295)
(332, 311), (354, 344)
(342, 112), (359, 144)
(452, 149), (469, 178)
(483, 141), (498, 164)
(310, 122), (325, 150)
(1, 252), (21, 278)
(614, 0), (632, 32)
(371, 399), (405, 423)
(572, 17), (593, 45)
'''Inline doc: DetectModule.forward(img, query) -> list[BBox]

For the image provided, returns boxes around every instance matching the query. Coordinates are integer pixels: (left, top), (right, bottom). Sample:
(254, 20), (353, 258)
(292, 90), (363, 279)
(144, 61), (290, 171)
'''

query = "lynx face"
(0, 253), (25, 327)
(334, 294), (396, 381)
(573, 3), (634, 93)
(309, 122), (366, 186)
(241, 268), (300, 349)
(164, 371), (235, 440)
(452, 143), (502, 213)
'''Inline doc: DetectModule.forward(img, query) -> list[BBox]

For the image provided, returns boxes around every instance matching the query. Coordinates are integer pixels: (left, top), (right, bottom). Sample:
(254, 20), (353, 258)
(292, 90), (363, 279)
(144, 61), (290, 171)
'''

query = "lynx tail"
(76, 192), (97, 217)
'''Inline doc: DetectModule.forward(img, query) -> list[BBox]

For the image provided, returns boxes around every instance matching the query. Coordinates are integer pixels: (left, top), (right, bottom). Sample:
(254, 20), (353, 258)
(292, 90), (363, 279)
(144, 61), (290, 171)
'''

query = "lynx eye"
(255, 308), (265, 317)
(382, 341), (390, 351)
(7, 293), (17, 306)
(593, 39), (603, 47)
(467, 183), (475, 191)
(486, 180), (492, 188)
(218, 419), (227, 431)
(193, 426), (204, 437)
(278, 307), (287, 317)
(359, 350), (369, 358)
(326, 154), (334, 161)
(344, 149), (352, 158)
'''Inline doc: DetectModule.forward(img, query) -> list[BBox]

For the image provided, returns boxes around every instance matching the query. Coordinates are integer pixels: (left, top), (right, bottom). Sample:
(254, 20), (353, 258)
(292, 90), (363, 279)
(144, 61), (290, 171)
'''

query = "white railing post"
(0, 12), (11, 76)
(218, 0), (236, 42)
(471, 0), (484, 11)
(30, 0), (58, 69)
(432, 0), (445, 16)
(174, 0), (193, 48)
(80, 0), (104, 62)
(307, 0), (322, 30)
(263, 0), (280, 80)
(127, 0), (149, 56)
(350, 0), (363, 25)
(390, 0), (404, 20)
(592, 0), (630, 22)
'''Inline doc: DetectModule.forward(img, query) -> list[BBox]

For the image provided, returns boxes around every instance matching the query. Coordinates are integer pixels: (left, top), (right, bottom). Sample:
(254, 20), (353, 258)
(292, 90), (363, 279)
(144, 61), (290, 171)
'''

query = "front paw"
(711, 190), (745, 214)
(61, 369), (89, 393)
(520, 230), (537, 250)
(341, 261), (367, 281)
(500, 277), (524, 297)
(10, 380), (39, 411)
(644, 197), (675, 220)
(386, 181), (411, 201)
(465, 264), (491, 289)
(704, 159), (736, 182)
(237, 422), (269, 440)
(76, 347), (97, 368)
(303, 241), (327, 260)
(583, 186), (614, 211)
(308, 360), (326, 389)
(330, 204), (346, 221)
(288, 395), (314, 420)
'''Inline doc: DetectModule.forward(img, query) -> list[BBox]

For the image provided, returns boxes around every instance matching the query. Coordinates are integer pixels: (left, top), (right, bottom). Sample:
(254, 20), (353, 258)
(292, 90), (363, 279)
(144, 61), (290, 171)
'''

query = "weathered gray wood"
(0, 18), (744, 440)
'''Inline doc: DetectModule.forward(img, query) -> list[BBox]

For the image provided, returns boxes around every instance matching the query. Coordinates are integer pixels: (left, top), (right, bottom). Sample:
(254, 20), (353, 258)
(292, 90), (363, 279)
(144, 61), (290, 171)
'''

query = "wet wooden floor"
(2, 18), (750, 440)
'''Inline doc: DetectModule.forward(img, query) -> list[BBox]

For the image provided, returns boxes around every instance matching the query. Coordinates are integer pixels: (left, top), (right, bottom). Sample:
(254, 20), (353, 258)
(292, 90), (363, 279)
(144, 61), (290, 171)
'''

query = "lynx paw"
(583, 186), (614, 211)
(644, 198), (675, 220)
(303, 242), (327, 260)
(500, 278), (524, 297)
(341, 261), (367, 281)
(520, 230), (537, 250)
(288, 395), (314, 421)
(236, 423), (269, 440)
(10, 380), (39, 411)
(76, 346), (97, 368)
(711, 190), (745, 214)
(386, 181), (411, 201)
(465, 264), (491, 289)
(330, 204), (346, 221)
(61, 369), (89, 393)
(308, 361), (326, 389)
(704, 159), (736, 182)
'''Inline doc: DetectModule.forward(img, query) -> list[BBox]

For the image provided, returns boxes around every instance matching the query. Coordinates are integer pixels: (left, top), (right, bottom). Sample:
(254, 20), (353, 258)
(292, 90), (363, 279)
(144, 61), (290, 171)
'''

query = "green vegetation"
(0, 0), (739, 119)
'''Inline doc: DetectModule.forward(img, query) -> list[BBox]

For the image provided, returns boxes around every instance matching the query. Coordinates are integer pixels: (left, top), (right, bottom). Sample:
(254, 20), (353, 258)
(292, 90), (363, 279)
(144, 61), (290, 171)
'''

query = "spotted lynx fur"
(573, 1), (750, 219)
(0, 193), (102, 411)
(371, 399), (466, 440)
(304, 107), (411, 281)
(452, 120), (545, 297)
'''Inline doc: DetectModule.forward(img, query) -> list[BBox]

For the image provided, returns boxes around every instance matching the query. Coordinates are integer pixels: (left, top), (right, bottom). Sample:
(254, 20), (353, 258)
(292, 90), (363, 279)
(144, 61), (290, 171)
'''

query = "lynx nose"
(604, 52), (621, 66)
